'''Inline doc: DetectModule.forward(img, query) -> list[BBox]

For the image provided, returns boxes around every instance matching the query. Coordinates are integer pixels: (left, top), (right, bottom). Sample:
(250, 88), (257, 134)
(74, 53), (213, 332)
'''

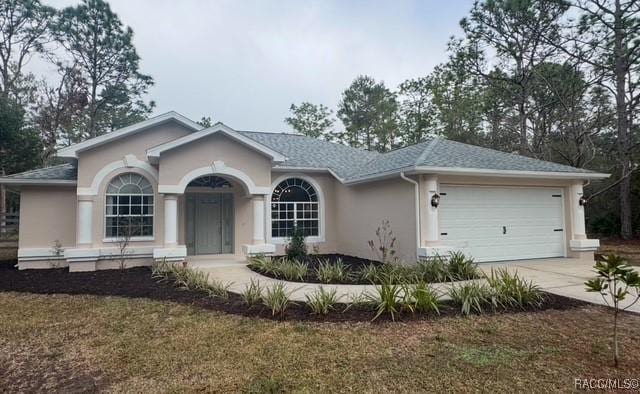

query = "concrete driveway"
(480, 258), (640, 314)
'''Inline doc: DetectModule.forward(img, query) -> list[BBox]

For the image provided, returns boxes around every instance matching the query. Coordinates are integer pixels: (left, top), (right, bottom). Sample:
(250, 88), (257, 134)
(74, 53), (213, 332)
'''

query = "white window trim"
(267, 174), (326, 244)
(104, 173), (155, 240)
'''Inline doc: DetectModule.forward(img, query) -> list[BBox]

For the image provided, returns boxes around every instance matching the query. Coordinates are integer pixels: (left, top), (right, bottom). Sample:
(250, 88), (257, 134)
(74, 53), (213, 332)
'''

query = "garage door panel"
(439, 185), (565, 262)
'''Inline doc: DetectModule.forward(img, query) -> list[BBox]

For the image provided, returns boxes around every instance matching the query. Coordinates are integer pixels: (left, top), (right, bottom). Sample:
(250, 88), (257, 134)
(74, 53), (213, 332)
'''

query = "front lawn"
(1, 291), (639, 392)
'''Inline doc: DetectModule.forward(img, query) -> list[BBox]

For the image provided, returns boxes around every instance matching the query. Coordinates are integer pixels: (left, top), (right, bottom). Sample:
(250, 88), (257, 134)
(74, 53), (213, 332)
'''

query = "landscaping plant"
(485, 268), (543, 309)
(241, 279), (263, 307)
(263, 283), (295, 319)
(416, 256), (448, 283)
(366, 280), (404, 321)
(585, 254), (640, 368)
(315, 258), (351, 283)
(247, 255), (279, 276)
(448, 282), (496, 315)
(286, 226), (307, 260)
(207, 279), (232, 300)
(446, 252), (480, 281)
(405, 281), (440, 314)
(367, 220), (398, 264)
(279, 259), (308, 281)
(306, 287), (341, 315)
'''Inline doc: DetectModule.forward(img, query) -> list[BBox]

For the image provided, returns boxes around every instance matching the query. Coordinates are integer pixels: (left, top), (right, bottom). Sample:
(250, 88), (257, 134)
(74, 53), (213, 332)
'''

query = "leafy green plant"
(585, 254), (640, 368)
(172, 266), (211, 291)
(306, 287), (341, 315)
(416, 256), (448, 283)
(448, 282), (496, 315)
(315, 258), (351, 283)
(241, 279), (263, 307)
(263, 283), (295, 319)
(405, 281), (440, 314)
(485, 268), (543, 309)
(366, 281), (404, 321)
(278, 259), (309, 281)
(207, 279), (232, 300)
(247, 255), (279, 275)
(286, 226), (307, 260)
(359, 264), (380, 283)
(446, 252), (479, 281)
(151, 258), (172, 282)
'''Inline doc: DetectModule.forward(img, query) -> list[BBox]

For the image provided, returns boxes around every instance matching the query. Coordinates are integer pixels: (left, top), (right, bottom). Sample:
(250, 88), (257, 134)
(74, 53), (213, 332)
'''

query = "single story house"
(0, 111), (608, 271)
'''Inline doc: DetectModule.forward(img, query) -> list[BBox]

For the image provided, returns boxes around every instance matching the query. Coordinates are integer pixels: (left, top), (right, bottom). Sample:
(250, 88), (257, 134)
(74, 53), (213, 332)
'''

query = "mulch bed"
(0, 261), (589, 323)
(251, 253), (383, 285)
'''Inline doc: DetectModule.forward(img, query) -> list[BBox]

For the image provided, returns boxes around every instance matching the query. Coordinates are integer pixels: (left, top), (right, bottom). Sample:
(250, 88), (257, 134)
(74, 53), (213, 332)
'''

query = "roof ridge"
(414, 136), (441, 166)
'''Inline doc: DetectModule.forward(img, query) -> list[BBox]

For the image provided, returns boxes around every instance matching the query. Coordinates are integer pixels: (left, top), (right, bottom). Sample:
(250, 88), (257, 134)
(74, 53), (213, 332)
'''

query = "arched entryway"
(185, 175), (235, 256)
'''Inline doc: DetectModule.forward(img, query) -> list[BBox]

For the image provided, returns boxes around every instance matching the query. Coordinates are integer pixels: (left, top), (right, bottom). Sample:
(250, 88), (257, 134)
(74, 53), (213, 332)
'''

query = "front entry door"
(186, 193), (234, 255)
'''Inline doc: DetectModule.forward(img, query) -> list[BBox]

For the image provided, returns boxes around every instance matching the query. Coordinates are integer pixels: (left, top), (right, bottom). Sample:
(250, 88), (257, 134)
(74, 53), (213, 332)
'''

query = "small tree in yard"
(368, 220), (398, 264)
(116, 216), (134, 270)
(286, 226), (307, 260)
(585, 254), (640, 368)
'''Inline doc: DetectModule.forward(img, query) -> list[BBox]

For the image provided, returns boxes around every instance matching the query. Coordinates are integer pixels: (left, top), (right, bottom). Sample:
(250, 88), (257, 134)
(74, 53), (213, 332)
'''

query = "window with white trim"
(271, 178), (319, 238)
(105, 173), (154, 238)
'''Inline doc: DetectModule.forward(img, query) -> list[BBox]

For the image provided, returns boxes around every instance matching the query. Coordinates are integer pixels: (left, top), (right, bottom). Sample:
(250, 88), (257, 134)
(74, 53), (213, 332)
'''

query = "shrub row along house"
(0, 112), (608, 271)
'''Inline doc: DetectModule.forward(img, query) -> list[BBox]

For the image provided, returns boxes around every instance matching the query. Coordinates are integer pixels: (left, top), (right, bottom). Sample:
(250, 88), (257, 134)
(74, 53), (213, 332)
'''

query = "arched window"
(271, 178), (319, 238)
(105, 173), (154, 238)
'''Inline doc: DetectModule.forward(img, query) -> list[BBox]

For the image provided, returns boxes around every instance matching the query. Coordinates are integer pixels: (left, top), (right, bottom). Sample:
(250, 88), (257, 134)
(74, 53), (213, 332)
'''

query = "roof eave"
(146, 123), (287, 164)
(0, 178), (77, 186)
(56, 111), (203, 159)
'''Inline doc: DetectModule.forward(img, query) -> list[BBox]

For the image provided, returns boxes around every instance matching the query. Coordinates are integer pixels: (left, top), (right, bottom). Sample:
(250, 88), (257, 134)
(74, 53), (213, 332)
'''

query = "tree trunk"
(614, 307), (619, 368)
(0, 184), (5, 235)
(613, 0), (633, 239)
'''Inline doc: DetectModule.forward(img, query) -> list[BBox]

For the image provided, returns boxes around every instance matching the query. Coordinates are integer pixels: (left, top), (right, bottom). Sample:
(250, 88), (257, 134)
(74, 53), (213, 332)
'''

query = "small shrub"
(359, 264), (380, 283)
(343, 292), (372, 312)
(286, 226), (307, 260)
(263, 283), (294, 319)
(405, 281), (440, 314)
(367, 220), (398, 264)
(417, 257), (448, 283)
(151, 259), (172, 282)
(278, 259), (308, 281)
(366, 281), (403, 321)
(306, 287), (340, 315)
(241, 279), (263, 307)
(485, 268), (544, 309)
(315, 258), (351, 283)
(173, 266), (211, 291)
(448, 282), (496, 315)
(207, 279), (232, 300)
(447, 252), (479, 281)
(247, 255), (278, 275)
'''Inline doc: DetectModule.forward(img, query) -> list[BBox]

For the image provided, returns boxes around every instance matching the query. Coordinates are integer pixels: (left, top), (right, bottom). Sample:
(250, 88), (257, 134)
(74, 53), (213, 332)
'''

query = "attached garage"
(438, 185), (566, 262)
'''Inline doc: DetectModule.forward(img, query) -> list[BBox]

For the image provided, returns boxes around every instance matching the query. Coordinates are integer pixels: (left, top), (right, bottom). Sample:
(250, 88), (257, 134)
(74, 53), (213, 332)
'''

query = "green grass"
(1, 292), (639, 392)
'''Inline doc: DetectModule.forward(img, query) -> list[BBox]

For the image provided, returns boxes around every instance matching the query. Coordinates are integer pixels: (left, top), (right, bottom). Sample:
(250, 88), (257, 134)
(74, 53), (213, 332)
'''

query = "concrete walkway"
(192, 262), (465, 302)
(480, 258), (640, 314)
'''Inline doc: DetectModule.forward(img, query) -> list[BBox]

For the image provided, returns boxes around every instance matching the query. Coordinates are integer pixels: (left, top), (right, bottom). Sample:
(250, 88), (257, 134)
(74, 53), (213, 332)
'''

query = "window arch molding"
(104, 172), (155, 240)
(268, 174), (325, 244)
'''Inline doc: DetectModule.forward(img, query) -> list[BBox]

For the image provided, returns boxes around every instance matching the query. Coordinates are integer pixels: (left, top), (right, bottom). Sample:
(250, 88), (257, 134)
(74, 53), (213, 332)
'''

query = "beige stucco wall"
(158, 133), (272, 190)
(19, 186), (76, 249)
(335, 177), (418, 262)
(77, 122), (193, 188)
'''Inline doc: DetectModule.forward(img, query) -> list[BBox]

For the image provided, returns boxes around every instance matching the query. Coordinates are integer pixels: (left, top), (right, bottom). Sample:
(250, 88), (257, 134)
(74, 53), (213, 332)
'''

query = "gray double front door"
(186, 193), (234, 255)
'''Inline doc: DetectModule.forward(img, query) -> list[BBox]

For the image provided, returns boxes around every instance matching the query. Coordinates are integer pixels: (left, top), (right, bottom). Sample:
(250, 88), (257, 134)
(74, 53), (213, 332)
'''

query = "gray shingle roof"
(2, 129), (598, 183)
(5, 163), (77, 181)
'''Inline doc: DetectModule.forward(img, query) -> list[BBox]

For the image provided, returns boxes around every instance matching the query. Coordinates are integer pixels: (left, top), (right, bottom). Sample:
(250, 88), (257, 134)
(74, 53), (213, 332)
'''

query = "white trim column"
(76, 196), (94, 246)
(243, 193), (275, 255)
(163, 194), (178, 246)
(424, 175), (439, 245)
(569, 181), (600, 255)
(252, 195), (266, 244)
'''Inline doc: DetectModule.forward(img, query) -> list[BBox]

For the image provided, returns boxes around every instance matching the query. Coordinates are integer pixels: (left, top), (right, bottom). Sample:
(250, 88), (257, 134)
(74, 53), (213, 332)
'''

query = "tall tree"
(0, 0), (54, 101)
(285, 102), (335, 141)
(55, 0), (154, 140)
(398, 77), (435, 144)
(561, 0), (640, 238)
(337, 75), (398, 152)
(460, 0), (569, 155)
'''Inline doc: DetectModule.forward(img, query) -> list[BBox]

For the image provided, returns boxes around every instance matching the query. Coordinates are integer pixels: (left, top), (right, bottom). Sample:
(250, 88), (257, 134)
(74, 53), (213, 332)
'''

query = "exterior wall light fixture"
(431, 193), (440, 208)
(579, 196), (587, 206)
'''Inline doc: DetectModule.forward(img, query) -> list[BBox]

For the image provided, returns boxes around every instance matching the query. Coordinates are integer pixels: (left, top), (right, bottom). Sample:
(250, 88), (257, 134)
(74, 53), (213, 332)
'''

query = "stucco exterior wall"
(158, 133), (272, 189)
(335, 177), (417, 262)
(19, 186), (76, 249)
(77, 122), (193, 188)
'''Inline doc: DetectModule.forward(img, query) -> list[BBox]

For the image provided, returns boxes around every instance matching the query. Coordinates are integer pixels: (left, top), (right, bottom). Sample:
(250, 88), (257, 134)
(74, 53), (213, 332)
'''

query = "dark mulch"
(0, 260), (590, 323)
(250, 253), (384, 284)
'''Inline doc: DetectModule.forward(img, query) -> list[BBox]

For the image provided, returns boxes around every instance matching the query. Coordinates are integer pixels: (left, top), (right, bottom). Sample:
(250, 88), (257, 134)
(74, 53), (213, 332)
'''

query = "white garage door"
(439, 185), (566, 262)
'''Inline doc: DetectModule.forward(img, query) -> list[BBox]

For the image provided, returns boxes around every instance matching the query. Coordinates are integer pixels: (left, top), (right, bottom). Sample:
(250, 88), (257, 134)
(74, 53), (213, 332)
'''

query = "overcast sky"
(41, 0), (474, 132)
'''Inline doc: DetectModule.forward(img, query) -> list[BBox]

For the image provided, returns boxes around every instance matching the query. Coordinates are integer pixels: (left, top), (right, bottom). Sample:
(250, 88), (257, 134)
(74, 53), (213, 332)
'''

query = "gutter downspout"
(400, 172), (421, 253)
